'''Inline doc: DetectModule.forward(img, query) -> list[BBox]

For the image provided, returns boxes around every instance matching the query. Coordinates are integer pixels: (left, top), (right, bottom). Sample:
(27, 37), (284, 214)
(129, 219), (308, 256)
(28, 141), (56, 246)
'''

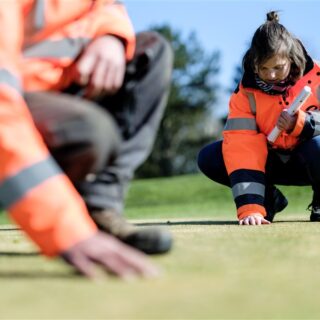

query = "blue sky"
(125, 1), (320, 114)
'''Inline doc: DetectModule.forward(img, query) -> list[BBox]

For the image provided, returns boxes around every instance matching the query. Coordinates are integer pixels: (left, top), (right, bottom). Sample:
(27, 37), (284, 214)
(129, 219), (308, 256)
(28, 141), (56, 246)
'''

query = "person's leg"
(24, 91), (121, 183)
(75, 32), (173, 254)
(292, 136), (320, 221)
(264, 139), (320, 221)
(25, 90), (172, 254)
(197, 140), (288, 221)
(197, 140), (230, 186)
(79, 31), (173, 214)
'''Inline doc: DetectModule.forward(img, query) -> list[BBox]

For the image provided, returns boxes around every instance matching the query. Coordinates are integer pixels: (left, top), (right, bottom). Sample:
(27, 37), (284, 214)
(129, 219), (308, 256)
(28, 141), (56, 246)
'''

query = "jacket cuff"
(9, 175), (98, 257)
(237, 204), (266, 220)
(290, 109), (306, 137)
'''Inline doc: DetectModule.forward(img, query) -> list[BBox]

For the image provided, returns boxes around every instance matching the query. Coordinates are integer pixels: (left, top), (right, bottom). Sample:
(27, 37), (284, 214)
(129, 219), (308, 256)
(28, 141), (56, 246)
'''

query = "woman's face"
(256, 55), (291, 83)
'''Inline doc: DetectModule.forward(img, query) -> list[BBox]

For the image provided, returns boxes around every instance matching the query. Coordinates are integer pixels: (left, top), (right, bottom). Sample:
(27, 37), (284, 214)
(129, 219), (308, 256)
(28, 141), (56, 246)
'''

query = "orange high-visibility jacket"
(223, 54), (320, 220)
(0, 0), (135, 256)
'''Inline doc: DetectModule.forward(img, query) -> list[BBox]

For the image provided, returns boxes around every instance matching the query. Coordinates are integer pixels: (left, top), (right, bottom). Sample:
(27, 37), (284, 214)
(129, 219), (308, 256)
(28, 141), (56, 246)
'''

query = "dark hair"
(242, 11), (306, 83)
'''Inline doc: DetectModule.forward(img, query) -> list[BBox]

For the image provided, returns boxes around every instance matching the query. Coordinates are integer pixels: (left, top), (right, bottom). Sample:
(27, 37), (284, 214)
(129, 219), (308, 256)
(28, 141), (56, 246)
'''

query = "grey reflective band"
(316, 85), (320, 105)
(314, 126), (320, 136)
(34, 0), (45, 30)
(23, 38), (91, 59)
(224, 118), (257, 131)
(0, 69), (22, 93)
(313, 112), (320, 136)
(0, 157), (62, 209)
(246, 92), (256, 115)
(313, 121), (320, 136)
(232, 182), (265, 199)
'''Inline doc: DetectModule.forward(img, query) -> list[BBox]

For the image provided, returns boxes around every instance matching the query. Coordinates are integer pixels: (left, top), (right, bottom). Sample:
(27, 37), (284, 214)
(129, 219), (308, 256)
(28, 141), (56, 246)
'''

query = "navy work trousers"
(198, 137), (320, 197)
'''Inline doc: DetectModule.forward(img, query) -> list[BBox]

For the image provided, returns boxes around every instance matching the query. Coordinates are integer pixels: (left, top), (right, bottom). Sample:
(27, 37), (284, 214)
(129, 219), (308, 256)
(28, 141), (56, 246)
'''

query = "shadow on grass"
(135, 220), (238, 226)
(274, 219), (310, 223)
(0, 252), (39, 257)
(0, 227), (20, 231)
(135, 219), (312, 226)
(0, 271), (77, 279)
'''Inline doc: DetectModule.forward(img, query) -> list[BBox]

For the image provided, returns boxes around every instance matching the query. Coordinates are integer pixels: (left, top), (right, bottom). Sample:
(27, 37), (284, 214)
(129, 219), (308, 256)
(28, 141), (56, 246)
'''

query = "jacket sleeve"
(90, 0), (136, 60)
(222, 88), (268, 220)
(0, 2), (97, 257)
(291, 108), (320, 140)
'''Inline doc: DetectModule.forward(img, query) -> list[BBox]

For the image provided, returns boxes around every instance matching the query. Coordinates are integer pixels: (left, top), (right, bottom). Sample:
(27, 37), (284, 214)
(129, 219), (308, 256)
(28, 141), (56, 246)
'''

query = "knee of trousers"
(299, 136), (320, 176)
(197, 143), (229, 185)
(50, 104), (121, 177)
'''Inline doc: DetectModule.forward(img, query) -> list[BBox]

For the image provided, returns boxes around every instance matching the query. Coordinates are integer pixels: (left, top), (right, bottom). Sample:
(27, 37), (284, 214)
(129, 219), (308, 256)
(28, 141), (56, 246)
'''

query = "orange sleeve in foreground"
(237, 204), (267, 220)
(9, 174), (97, 257)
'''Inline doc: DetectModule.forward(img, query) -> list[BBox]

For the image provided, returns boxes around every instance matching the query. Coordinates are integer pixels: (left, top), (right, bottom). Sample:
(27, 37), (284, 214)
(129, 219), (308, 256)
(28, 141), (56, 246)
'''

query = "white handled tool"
(267, 85), (312, 143)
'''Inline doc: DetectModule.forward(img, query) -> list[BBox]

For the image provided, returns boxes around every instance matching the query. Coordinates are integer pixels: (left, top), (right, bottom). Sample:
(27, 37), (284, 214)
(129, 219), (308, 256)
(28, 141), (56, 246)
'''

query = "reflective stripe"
(0, 157), (62, 209)
(316, 85), (320, 104)
(246, 92), (256, 115)
(232, 182), (265, 199)
(34, 0), (45, 30)
(314, 113), (320, 136)
(0, 69), (22, 93)
(224, 118), (257, 131)
(23, 38), (91, 59)
(314, 126), (320, 136)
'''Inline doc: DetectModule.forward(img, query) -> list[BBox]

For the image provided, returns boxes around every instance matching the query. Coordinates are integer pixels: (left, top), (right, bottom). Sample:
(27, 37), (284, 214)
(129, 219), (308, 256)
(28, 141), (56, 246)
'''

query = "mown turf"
(0, 174), (319, 319)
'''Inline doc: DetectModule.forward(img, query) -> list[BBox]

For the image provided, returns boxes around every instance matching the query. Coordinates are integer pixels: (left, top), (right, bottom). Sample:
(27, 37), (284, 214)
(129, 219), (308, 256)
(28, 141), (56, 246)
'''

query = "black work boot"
(265, 186), (288, 222)
(90, 209), (173, 254)
(308, 193), (320, 222)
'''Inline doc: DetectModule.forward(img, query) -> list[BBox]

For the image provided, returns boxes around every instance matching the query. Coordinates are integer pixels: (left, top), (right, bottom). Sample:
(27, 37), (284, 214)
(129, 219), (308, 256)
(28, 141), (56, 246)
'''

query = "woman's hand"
(276, 109), (297, 133)
(239, 213), (271, 225)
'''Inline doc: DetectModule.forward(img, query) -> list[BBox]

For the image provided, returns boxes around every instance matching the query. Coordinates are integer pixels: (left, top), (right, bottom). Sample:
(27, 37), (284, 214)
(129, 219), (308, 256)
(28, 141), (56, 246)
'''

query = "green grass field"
(0, 174), (320, 319)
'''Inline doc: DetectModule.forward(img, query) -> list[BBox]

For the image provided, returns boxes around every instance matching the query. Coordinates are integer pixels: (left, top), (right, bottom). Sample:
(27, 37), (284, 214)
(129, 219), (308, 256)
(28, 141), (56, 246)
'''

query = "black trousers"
(25, 31), (173, 213)
(198, 138), (320, 201)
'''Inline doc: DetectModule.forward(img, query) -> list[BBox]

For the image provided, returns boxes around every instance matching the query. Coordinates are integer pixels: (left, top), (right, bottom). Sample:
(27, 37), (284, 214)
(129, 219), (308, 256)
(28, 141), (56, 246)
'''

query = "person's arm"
(0, 2), (158, 278)
(287, 108), (320, 140)
(0, 1), (96, 256)
(222, 87), (270, 225)
(90, 0), (136, 60)
(72, 1), (135, 98)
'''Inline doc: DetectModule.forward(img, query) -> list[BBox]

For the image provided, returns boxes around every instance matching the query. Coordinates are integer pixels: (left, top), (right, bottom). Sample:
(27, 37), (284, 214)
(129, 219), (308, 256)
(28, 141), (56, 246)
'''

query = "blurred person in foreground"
(0, 0), (173, 277)
(198, 11), (320, 225)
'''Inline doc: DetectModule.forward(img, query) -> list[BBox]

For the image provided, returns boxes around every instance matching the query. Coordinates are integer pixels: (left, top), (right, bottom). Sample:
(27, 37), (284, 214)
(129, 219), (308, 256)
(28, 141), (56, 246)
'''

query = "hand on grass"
(239, 213), (271, 226)
(61, 231), (159, 279)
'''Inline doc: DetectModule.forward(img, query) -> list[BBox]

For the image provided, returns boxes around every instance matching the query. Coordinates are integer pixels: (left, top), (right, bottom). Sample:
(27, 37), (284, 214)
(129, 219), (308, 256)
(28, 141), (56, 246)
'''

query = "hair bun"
(266, 11), (279, 23)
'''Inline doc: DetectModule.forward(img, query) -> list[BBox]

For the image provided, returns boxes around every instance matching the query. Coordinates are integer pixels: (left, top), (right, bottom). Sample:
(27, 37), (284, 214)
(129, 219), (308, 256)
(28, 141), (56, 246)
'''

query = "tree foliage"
(136, 25), (221, 178)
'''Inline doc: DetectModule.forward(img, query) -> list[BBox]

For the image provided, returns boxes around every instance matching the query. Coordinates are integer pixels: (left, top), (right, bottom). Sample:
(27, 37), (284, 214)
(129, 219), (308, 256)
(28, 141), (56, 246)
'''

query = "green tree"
(136, 25), (221, 178)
